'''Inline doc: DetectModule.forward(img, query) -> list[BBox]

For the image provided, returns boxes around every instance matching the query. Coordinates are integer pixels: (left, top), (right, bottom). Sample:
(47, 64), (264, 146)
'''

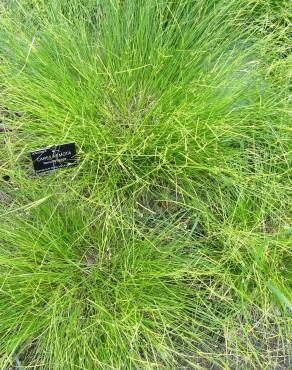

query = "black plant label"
(30, 142), (77, 174)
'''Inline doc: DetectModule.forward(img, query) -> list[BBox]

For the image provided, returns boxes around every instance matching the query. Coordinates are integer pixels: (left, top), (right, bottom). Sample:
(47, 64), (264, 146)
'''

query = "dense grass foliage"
(0, 0), (291, 369)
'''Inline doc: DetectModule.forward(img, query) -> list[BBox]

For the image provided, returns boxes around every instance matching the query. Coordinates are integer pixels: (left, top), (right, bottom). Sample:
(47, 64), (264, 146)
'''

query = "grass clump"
(0, 200), (210, 368)
(0, 0), (291, 369)
(1, 0), (287, 193)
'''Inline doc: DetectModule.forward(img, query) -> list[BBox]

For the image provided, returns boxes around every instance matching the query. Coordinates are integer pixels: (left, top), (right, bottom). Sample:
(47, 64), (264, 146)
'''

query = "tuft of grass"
(0, 0), (291, 369)
(1, 1), (289, 194)
(0, 198), (239, 368)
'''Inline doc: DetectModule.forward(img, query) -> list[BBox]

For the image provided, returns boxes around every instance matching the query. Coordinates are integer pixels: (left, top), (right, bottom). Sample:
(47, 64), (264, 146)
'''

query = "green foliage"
(0, 0), (291, 368)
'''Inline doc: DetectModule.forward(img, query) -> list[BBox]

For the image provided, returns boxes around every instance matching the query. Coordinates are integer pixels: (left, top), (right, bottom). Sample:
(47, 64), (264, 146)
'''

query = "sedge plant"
(0, 0), (291, 369)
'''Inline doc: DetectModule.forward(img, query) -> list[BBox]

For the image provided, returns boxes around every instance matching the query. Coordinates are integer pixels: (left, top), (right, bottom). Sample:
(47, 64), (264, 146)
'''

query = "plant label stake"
(30, 142), (77, 174)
